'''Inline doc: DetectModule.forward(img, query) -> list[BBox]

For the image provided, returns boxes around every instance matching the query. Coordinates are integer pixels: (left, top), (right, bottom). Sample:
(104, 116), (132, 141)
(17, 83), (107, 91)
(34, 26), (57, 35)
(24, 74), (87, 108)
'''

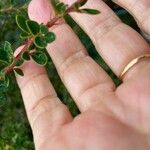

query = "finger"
(113, 0), (150, 34)
(63, 0), (150, 77)
(16, 46), (72, 149)
(48, 25), (116, 112)
(28, 0), (116, 112)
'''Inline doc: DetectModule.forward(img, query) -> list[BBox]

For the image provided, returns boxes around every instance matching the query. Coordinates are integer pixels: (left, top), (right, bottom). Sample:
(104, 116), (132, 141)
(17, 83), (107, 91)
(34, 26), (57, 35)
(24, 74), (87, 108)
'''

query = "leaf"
(31, 51), (48, 66)
(40, 25), (49, 35)
(80, 9), (100, 15)
(75, 0), (88, 9)
(34, 36), (47, 49)
(26, 20), (40, 35)
(56, 2), (68, 14)
(0, 72), (9, 92)
(3, 41), (13, 64)
(14, 68), (24, 76)
(16, 15), (29, 33)
(51, 0), (60, 12)
(28, 43), (36, 50)
(0, 59), (9, 70)
(3, 41), (13, 63)
(20, 32), (31, 39)
(78, 0), (88, 6)
(4, 41), (13, 56)
(15, 58), (24, 67)
(45, 32), (56, 43)
(22, 51), (30, 61)
(51, 0), (68, 14)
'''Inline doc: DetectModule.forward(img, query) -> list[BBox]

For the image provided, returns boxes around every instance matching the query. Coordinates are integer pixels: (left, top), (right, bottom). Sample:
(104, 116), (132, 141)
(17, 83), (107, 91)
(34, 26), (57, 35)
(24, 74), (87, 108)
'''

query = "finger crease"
(20, 72), (47, 90)
(58, 50), (88, 75)
(77, 81), (115, 101)
(30, 94), (59, 112)
(91, 14), (121, 43)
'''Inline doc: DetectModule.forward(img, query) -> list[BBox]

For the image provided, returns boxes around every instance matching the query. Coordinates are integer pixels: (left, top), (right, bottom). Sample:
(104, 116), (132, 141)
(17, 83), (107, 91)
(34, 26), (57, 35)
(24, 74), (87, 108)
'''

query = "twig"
(2, 1), (80, 76)
(3, 39), (33, 75)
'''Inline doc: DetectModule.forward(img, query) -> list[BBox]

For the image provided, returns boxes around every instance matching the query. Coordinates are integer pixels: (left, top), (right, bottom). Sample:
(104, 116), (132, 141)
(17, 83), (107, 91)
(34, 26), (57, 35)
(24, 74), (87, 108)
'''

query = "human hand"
(16, 0), (150, 149)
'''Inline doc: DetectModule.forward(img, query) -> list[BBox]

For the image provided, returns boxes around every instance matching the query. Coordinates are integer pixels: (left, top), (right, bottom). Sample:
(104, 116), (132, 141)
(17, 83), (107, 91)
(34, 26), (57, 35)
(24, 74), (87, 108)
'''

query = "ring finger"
(65, 0), (150, 78)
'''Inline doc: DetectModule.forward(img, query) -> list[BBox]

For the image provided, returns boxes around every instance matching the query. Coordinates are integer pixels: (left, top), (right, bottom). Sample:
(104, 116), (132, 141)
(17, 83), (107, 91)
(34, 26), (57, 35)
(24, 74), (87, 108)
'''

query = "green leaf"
(0, 41), (13, 65)
(79, 0), (88, 6)
(34, 36), (47, 49)
(51, 0), (68, 14)
(40, 25), (49, 35)
(28, 43), (36, 50)
(15, 58), (24, 67)
(56, 2), (68, 14)
(16, 15), (29, 33)
(31, 51), (48, 66)
(4, 41), (13, 56)
(26, 20), (40, 35)
(0, 59), (9, 70)
(80, 9), (100, 15)
(22, 51), (30, 61)
(51, 0), (60, 12)
(20, 32), (31, 39)
(75, 0), (88, 9)
(0, 72), (9, 92)
(0, 50), (10, 65)
(14, 68), (24, 76)
(45, 32), (56, 43)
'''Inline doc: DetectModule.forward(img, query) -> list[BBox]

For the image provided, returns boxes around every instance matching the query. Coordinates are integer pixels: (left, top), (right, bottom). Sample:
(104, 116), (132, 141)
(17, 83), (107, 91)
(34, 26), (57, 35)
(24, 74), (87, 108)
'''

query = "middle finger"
(47, 24), (115, 112)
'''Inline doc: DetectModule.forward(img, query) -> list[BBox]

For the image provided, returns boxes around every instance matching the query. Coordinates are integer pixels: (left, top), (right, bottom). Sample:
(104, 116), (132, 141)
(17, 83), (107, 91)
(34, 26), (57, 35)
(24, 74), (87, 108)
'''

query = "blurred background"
(0, 0), (149, 149)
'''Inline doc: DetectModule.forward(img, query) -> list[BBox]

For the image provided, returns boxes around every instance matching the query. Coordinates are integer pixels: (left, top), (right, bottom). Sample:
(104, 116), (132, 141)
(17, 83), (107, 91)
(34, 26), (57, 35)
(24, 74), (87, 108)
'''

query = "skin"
(16, 0), (150, 149)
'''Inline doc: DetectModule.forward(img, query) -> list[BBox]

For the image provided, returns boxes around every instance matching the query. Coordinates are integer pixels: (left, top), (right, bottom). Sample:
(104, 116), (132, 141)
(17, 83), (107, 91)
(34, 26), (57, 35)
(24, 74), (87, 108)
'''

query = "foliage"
(0, 0), (143, 149)
(0, 0), (100, 93)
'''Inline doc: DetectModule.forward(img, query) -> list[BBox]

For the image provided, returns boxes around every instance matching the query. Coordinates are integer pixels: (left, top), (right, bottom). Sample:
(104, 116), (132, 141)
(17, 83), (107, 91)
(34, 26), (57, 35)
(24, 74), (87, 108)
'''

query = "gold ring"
(120, 54), (150, 79)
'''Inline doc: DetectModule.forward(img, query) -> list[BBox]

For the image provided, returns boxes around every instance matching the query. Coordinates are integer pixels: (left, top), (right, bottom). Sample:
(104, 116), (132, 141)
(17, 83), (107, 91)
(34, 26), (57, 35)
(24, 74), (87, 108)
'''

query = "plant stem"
(47, 3), (77, 28)
(3, 39), (33, 75)
(2, 1), (79, 76)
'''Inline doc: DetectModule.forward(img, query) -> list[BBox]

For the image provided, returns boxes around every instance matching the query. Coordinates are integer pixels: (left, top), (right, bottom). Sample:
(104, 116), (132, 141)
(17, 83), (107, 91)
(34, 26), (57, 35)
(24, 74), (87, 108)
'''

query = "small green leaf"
(15, 58), (24, 67)
(80, 9), (100, 15)
(75, 0), (88, 9)
(51, 0), (68, 14)
(16, 15), (29, 33)
(51, 0), (60, 13)
(22, 51), (30, 61)
(79, 0), (88, 6)
(0, 72), (9, 92)
(40, 25), (49, 35)
(45, 32), (56, 43)
(56, 2), (68, 14)
(20, 32), (31, 39)
(0, 49), (10, 65)
(31, 51), (48, 66)
(0, 41), (13, 64)
(0, 59), (9, 70)
(34, 36), (47, 49)
(26, 20), (40, 35)
(4, 41), (13, 56)
(28, 43), (36, 50)
(14, 68), (24, 76)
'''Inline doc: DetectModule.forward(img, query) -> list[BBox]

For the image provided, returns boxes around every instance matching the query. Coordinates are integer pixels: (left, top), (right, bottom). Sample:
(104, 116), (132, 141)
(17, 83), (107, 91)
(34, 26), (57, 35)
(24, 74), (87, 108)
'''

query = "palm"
(16, 0), (150, 149)
(47, 77), (150, 150)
